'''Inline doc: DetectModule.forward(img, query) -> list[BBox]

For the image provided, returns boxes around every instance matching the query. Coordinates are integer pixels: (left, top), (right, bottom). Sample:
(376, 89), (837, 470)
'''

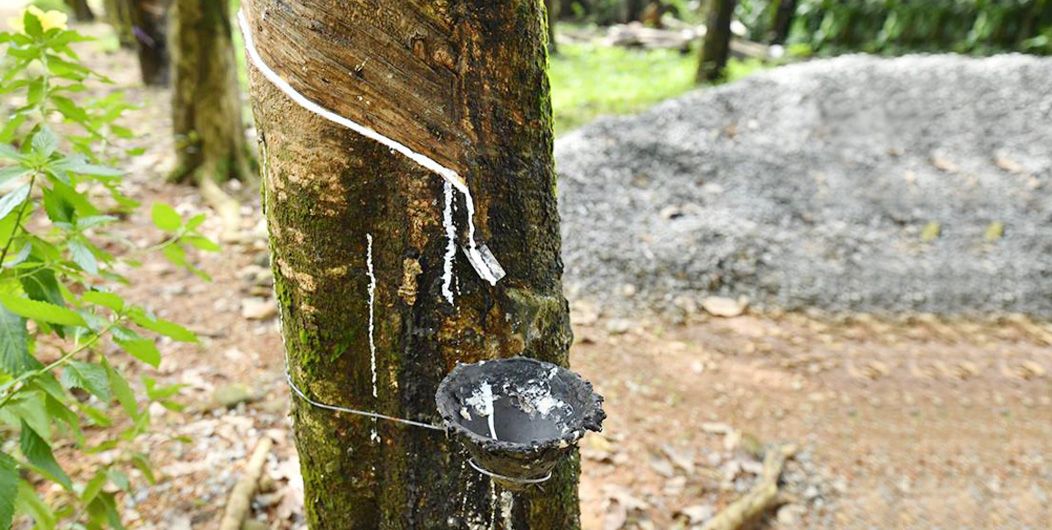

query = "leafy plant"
(0, 8), (214, 529)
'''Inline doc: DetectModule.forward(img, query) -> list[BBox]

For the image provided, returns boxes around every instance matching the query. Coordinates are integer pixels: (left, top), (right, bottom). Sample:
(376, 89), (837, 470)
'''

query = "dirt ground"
(6, 12), (1051, 530)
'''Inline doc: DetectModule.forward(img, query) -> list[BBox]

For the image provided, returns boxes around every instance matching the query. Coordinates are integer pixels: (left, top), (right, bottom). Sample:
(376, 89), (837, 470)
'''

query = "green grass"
(549, 40), (771, 134)
(549, 42), (697, 134)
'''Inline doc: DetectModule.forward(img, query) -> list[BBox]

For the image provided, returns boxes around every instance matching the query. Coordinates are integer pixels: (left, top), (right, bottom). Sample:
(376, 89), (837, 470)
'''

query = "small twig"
(700, 444), (797, 530)
(219, 437), (274, 530)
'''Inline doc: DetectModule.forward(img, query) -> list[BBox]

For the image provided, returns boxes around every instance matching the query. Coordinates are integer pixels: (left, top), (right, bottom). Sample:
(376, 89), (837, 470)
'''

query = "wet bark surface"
(244, 0), (578, 528)
(170, 0), (251, 183)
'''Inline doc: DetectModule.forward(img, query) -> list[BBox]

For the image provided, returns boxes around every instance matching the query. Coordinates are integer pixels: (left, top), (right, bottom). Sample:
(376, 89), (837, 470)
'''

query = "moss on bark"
(245, 0), (580, 527)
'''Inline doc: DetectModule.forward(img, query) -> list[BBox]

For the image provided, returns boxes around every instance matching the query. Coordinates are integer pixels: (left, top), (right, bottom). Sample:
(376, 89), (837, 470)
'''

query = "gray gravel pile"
(556, 54), (1052, 317)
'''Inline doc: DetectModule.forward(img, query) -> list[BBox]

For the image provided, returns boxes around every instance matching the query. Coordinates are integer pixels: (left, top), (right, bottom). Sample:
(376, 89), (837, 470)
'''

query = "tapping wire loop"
(285, 368), (446, 432)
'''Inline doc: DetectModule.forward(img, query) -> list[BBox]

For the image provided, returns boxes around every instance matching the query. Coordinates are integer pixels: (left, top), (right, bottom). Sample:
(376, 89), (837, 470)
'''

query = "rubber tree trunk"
(127, 0), (170, 86)
(64, 0), (94, 22)
(169, 0), (251, 184)
(103, 0), (134, 48)
(243, 0), (578, 528)
(770, 0), (797, 44)
(697, 0), (737, 82)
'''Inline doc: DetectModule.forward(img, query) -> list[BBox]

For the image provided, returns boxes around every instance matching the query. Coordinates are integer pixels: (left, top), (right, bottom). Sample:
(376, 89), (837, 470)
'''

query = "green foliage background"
(738, 0), (1052, 55)
(0, 9), (214, 529)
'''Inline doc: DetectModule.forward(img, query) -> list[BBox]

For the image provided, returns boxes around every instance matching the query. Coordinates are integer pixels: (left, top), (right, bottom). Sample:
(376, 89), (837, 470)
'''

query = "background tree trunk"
(169, 0), (251, 185)
(103, 0), (134, 48)
(64, 0), (94, 22)
(623, 0), (646, 22)
(697, 0), (737, 82)
(244, 0), (578, 528)
(546, 0), (559, 54)
(770, 0), (797, 44)
(560, 0), (590, 20)
(127, 0), (170, 86)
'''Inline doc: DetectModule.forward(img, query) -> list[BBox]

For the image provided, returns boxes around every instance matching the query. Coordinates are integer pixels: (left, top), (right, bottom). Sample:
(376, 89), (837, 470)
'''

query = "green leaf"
(4, 243), (30, 267)
(103, 358), (137, 419)
(20, 420), (73, 490)
(81, 470), (108, 503)
(116, 338), (160, 368)
(15, 479), (57, 530)
(0, 165), (29, 185)
(130, 453), (155, 484)
(51, 94), (89, 121)
(30, 127), (57, 157)
(82, 291), (124, 311)
(0, 305), (37, 376)
(44, 394), (84, 446)
(77, 215), (118, 229)
(110, 125), (134, 139)
(76, 401), (111, 427)
(87, 491), (125, 530)
(0, 294), (86, 326)
(106, 468), (130, 491)
(46, 178), (99, 217)
(129, 310), (196, 342)
(143, 376), (182, 400)
(3, 391), (50, 443)
(184, 213), (206, 231)
(184, 235), (220, 252)
(61, 361), (111, 402)
(0, 183), (30, 220)
(26, 78), (46, 106)
(42, 185), (74, 223)
(54, 157), (122, 178)
(0, 144), (21, 161)
(22, 10), (43, 38)
(19, 267), (64, 307)
(0, 114), (27, 143)
(0, 452), (17, 530)
(161, 244), (186, 267)
(68, 238), (98, 274)
(45, 57), (89, 81)
(150, 202), (181, 232)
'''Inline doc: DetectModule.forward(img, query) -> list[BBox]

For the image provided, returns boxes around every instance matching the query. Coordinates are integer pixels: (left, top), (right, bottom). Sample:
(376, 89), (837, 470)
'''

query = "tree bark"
(169, 0), (251, 184)
(697, 0), (737, 83)
(127, 0), (170, 86)
(64, 0), (94, 22)
(243, 0), (578, 528)
(103, 0), (134, 48)
(623, 0), (646, 22)
(770, 0), (797, 44)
